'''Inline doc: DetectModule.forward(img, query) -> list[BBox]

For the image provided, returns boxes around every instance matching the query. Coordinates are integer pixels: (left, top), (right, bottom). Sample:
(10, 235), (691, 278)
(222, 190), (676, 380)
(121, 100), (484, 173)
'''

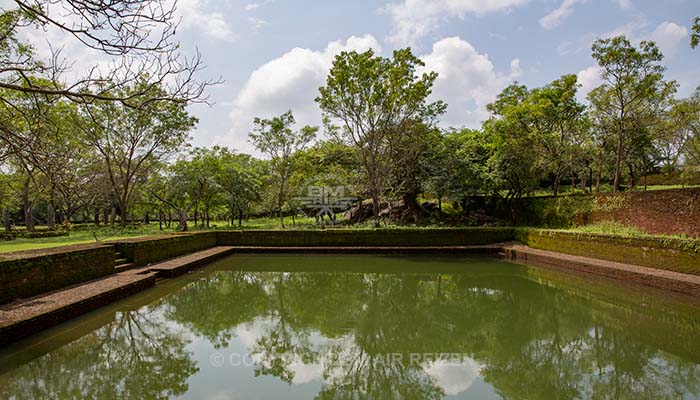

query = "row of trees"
(1, 2), (699, 230)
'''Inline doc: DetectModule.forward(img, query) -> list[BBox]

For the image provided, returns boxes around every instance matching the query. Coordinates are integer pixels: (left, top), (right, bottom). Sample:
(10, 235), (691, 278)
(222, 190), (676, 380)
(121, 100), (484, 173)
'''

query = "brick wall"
(585, 189), (700, 237)
(111, 231), (217, 266)
(0, 244), (115, 304)
(216, 228), (516, 247)
(516, 229), (700, 275)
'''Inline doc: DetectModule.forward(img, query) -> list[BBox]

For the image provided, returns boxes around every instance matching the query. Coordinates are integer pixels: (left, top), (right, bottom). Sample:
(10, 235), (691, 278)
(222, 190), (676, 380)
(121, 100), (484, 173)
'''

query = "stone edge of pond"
(502, 244), (700, 297)
(2, 228), (700, 346)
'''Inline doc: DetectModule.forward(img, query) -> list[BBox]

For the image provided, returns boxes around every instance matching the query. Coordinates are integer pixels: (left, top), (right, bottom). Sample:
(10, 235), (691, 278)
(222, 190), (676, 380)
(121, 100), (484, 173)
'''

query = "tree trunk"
(47, 202), (56, 230)
(627, 163), (636, 190)
(94, 210), (100, 225)
(120, 205), (128, 228)
(144, 211), (150, 225)
(613, 134), (623, 192)
(193, 206), (198, 227)
(238, 209), (243, 228)
(595, 150), (603, 193)
(110, 207), (117, 226)
(22, 175), (34, 233)
(2, 209), (10, 232)
(178, 210), (188, 231)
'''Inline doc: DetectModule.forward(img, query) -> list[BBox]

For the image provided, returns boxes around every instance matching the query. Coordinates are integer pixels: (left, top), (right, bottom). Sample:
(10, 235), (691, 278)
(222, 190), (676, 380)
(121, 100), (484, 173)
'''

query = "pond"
(1, 254), (700, 399)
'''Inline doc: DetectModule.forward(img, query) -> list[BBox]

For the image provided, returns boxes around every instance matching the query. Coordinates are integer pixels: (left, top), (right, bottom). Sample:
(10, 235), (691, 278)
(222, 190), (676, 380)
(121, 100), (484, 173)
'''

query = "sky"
(14, 0), (700, 155)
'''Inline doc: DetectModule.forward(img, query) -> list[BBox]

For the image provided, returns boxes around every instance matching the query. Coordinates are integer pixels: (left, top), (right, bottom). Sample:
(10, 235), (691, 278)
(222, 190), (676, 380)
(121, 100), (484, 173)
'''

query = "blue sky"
(18, 0), (700, 154)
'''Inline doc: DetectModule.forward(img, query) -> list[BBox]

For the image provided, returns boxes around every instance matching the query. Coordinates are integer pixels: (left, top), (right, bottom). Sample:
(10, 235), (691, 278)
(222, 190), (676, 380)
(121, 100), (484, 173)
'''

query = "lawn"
(0, 215), (321, 254)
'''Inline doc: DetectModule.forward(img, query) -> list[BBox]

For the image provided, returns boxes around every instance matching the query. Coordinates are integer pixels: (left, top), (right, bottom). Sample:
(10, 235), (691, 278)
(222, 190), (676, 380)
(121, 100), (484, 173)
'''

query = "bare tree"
(0, 0), (220, 108)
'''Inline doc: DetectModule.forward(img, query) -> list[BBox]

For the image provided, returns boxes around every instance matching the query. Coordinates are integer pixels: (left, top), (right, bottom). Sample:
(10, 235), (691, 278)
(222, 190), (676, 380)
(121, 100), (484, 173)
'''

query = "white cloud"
(176, 0), (235, 41)
(220, 35), (521, 153)
(248, 17), (268, 30)
(651, 21), (688, 58)
(382, 0), (530, 46)
(219, 35), (382, 154)
(614, 0), (632, 10)
(420, 37), (522, 128)
(244, 0), (273, 11)
(539, 0), (589, 30)
(576, 64), (603, 101)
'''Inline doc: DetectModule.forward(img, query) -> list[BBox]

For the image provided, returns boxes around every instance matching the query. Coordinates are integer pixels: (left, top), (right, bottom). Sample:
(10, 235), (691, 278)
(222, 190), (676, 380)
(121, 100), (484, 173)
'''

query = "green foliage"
(249, 110), (317, 227)
(316, 48), (446, 222)
(691, 16), (699, 49)
(589, 35), (675, 191)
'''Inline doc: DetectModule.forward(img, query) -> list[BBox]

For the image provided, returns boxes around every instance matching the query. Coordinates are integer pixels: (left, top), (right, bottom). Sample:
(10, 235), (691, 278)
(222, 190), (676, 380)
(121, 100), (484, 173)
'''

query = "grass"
(0, 215), (326, 254)
(556, 221), (698, 240)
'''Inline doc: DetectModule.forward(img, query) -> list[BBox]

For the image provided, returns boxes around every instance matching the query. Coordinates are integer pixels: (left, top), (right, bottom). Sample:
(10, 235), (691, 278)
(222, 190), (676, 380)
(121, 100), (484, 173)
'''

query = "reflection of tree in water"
(158, 264), (700, 399)
(0, 308), (197, 400)
(163, 270), (269, 348)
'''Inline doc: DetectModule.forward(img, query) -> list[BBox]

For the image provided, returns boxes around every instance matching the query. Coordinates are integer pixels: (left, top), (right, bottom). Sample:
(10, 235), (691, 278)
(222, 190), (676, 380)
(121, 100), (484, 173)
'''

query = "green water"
(1, 254), (700, 399)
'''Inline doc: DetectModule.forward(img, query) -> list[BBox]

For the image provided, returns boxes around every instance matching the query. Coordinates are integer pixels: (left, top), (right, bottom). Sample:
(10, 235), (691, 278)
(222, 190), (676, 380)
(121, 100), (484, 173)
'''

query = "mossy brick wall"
(585, 188), (700, 237)
(482, 188), (700, 236)
(0, 244), (115, 304)
(216, 228), (516, 247)
(516, 229), (700, 275)
(112, 232), (217, 266)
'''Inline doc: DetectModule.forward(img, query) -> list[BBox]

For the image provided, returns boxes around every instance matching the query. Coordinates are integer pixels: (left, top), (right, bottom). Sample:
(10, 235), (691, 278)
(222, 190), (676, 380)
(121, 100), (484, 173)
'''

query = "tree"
(248, 110), (316, 228)
(213, 147), (262, 228)
(485, 83), (542, 203)
(148, 158), (206, 231)
(316, 48), (445, 225)
(589, 35), (669, 191)
(677, 87), (700, 168)
(528, 74), (588, 195)
(691, 17), (699, 49)
(0, 1), (217, 108)
(81, 80), (196, 227)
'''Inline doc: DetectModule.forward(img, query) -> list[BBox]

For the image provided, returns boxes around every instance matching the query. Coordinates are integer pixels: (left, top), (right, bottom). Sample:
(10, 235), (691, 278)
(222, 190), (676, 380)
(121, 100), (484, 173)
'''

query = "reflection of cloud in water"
(289, 362), (324, 385)
(234, 317), (329, 384)
(207, 390), (242, 400)
(424, 358), (481, 396)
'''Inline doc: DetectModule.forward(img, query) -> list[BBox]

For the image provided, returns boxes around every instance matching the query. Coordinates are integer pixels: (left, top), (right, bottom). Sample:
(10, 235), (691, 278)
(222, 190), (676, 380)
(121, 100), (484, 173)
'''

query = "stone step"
(148, 246), (236, 278)
(0, 270), (157, 345)
(114, 262), (136, 272)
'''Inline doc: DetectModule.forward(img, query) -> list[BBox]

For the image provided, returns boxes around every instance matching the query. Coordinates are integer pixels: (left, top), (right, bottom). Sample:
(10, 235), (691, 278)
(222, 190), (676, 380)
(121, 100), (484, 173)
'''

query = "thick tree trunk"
(178, 211), (188, 231)
(120, 205), (127, 228)
(94, 210), (100, 225)
(47, 203), (56, 230)
(238, 209), (243, 228)
(2, 209), (10, 232)
(371, 192), (380, 227)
